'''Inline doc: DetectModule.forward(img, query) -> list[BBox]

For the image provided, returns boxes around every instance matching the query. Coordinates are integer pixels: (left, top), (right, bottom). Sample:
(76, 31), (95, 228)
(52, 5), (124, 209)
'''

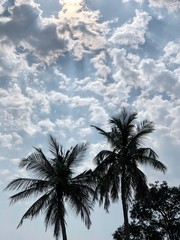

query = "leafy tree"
(91, 108), (167, 240)
(5, 135), (94, 240)
(113, 181), (180, 240)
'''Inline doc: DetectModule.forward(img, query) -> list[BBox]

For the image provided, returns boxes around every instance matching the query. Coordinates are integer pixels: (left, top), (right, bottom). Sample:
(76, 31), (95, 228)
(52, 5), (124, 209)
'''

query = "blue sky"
(0, 0), (180, 239)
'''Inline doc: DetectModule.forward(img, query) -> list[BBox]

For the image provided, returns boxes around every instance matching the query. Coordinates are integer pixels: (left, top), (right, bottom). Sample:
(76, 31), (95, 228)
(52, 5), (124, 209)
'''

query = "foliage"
(113, 181), (180, 240)
(92, 108), (167, 240)
(5, 135), (94, 240)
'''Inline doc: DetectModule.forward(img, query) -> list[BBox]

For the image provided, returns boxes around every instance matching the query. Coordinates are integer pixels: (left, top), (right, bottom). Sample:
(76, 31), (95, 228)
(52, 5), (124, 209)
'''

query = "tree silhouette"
(113, 181), (180, 240)
(92, 108), (167, 240)
(5, 135), (94, 240)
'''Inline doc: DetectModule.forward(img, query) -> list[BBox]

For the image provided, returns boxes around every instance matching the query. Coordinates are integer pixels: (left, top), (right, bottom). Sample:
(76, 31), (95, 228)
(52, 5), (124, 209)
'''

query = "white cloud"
(57, 1), (110, 59)
(69, 95), (99, 108)
(90, 51), (111, 79)
(110, 10), (152, 48)
(89, 104), (109, 125)
(163, 41), (180, 66)
(0, 132), (22, 148)
(110, 48), (139, 85)
(76, 78), (106, 95)
(26, 87), (51, 114)
(0, 84), (38, 135)
(38, 118), (55, 133)
(148, 0), (180, 11)
(78, 127), (93, 138)
(55, 117), (85, 129)
(49, 90), (69, 104)
(139, 57), (180, 98)
(0, 42), (30, 81)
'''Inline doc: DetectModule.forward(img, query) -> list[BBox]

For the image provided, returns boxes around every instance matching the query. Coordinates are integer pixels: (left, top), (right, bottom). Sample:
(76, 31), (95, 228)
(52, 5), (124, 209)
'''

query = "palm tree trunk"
(121, 175), (130, 240)
(60, 218), (67, 240)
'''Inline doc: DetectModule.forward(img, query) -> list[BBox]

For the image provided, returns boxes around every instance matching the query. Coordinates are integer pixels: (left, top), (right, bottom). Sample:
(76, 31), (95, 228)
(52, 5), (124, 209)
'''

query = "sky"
(0, 0), (180, 239)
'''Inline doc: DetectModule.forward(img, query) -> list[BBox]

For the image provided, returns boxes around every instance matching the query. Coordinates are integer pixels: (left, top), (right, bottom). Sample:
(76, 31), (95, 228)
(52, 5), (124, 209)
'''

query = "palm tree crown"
(5, 135), (94, 240)
(91, 108), (167, 240)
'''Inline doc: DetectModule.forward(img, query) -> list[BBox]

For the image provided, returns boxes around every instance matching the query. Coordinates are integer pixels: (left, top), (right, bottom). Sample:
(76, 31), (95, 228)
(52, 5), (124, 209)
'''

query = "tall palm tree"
(5, 135), (94, 240)
(91, 108), (167, 240)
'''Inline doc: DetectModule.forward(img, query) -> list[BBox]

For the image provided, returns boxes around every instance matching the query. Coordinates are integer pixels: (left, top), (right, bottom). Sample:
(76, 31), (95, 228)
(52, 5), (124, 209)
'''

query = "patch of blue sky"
(35, 0), (61, 18)
(56, 53), (93, 79)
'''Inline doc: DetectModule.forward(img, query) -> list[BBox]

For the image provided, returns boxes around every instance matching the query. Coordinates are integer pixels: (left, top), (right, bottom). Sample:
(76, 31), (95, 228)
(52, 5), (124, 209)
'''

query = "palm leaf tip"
(48, 134), (60, 157)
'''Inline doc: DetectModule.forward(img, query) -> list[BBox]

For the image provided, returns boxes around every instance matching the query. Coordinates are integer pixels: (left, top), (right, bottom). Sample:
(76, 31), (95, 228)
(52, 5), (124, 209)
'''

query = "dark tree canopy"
(92, 108), (166, 240)
(113, 181), (180, 240)
(5, 135), (94, 240)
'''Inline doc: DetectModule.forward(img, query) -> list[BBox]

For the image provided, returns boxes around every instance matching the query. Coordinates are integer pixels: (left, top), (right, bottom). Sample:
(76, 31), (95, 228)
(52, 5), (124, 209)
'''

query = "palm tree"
(91, 108), (167, 240)
(5, 135), (94, 240)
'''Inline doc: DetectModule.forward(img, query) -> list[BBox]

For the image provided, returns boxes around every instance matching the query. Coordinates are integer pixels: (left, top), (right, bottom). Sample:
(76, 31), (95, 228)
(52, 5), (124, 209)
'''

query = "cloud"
(148, 0), (180, 11)
(26, 87), (51, 114)
(90, 51), (111, 79)
(0, 1), (66, 63)
(55, 117), (85, 129)
(0, 42), (30, 85)
(123, 0), (180, 11)
(0, 132), (22, 148)
(0, 84), (38, 135)
(89, 104), (109, 125)
(162, 41), (180, 66)
(110, 10), (152, 48)
(138, 54), (180, 98)
(38, 118), (55, 133)
(57, 0), (110, 59)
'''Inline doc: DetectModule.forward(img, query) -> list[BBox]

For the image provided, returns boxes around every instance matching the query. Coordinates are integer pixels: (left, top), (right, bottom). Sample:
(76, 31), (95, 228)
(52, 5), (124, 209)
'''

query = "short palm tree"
(5, 135), (94, 240)
(91, 108), (167, 240)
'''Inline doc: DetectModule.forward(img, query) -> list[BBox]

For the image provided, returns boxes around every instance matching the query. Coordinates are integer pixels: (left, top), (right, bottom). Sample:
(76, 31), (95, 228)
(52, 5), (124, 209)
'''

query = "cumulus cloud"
(148, 0), (180, 11)
(0, 132), (22, 148)
(0, 1), (66, 63)
(139, 56), (180, 98)
(162, 41), (180, 66)
(0, 42), (30, 85)
(0, 84), (38, 135)
(90, 51), (111, 79)
(110, 10), (152, 48)
(123, 0), (180, 11)
(26, 87), (51, 114)
(55, 117), (85, 129)
(57, 0), (110, 59)
(38, 118), (55, 133)
(89, 104), (109, 125)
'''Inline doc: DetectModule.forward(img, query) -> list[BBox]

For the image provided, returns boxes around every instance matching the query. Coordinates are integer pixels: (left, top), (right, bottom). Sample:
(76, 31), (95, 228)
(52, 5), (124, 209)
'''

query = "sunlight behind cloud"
(60, 0), (84, 5)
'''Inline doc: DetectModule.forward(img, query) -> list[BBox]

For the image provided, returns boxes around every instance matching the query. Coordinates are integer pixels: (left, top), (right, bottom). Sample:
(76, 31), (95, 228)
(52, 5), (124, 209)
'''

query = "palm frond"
(65, 142), (88, 168)
(17, 190), (53, 228)
(19, 151), (54, 179)
(33, 147), (55, 175)
(124, 162), (148, 202)
(44, 194), (57, 230)
(9, 182), (50, 205)
(110, 175), (120, 202)
(135, 148), (167, 173)
(48, 135), (62, 159)
(110, 108), (137, 132)
(52, 202), (66, 240)
(4, 178), (47, 192)
(127, 121), (155, 150)
(91, 125), (118, 148)
(93, 150), (115, 166)
(68, 192), (92, 228)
